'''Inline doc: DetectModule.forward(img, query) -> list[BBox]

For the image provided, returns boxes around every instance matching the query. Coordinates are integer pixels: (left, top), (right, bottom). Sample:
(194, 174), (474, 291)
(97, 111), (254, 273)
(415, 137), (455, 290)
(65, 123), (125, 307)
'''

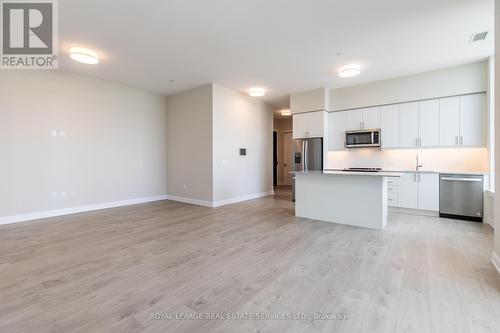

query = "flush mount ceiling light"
(69, 47), (99, 64)
(249, 87), (266, 97)
(281, 109), (291, 116)
(338, 64), (361, 78)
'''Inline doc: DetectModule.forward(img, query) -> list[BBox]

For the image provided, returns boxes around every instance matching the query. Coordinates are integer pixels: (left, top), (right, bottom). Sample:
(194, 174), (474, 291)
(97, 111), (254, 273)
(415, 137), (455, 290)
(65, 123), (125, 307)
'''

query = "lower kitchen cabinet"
(394, 172), (439, 211)
(398, 173), (418, 209)
(417, 173), (440, 211)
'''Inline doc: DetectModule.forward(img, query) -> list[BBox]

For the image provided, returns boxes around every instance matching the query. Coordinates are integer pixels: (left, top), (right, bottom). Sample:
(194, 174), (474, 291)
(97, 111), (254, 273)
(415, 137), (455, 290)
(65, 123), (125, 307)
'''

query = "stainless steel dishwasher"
(439, 174), (484, 222)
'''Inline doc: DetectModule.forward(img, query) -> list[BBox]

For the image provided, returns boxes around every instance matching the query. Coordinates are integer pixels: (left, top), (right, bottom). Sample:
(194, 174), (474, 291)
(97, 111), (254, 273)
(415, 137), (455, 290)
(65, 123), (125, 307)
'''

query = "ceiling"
(59, 0), (494, 109)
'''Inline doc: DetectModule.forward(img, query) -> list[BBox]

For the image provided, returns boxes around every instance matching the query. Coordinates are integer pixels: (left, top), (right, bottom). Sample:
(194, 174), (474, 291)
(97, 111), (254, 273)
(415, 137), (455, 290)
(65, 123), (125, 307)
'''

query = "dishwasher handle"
(440, 177), (482, 182)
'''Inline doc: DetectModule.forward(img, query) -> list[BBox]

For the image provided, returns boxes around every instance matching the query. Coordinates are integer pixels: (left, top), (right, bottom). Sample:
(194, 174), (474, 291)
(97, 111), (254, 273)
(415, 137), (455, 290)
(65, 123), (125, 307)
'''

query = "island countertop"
(291, 170), (403, 177)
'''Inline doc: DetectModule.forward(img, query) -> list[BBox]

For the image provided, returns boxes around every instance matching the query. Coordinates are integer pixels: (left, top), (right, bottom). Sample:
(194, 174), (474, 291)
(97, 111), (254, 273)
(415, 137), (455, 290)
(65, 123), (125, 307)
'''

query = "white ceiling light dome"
(280, 109), (291, 116)
(249, 87), (266, 97)
(69, 47), (99, 64)
(338, 64), (361, 78)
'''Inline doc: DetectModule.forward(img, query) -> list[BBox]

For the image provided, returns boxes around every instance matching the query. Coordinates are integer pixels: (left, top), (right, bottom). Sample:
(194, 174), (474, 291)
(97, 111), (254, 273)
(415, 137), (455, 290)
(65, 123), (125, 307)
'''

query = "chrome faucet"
(416, 154), (423, 171)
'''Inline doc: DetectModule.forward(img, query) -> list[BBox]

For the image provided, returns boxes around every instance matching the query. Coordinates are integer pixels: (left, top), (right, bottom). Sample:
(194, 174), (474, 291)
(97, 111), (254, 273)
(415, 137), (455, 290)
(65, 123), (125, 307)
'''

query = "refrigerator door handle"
(304, 140), (309, 171)
(302, 140), (305, 171)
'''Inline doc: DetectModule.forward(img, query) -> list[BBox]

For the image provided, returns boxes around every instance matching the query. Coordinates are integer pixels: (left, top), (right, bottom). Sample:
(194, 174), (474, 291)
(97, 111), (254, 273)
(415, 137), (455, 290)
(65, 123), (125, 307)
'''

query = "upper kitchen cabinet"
(293, 111), (326, 139)
(328, 111), (347, 150)
(459, 94), (484, 146)
(418, 99), (439, 147)
(380, 104), (400, 148)
(345, 107), (380, 131)
(290, 88), (329, 114)
(439, 96), (460, 146)
(399, 102), (419, 148)
(346, 109), (364, 131)
(439, 93), (484, 147)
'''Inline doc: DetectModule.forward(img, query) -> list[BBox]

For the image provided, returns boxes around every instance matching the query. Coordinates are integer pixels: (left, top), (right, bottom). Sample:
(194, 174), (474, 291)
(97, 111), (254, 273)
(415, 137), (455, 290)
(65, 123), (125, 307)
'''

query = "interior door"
(283, 132), (294, 185)
(399, 102), (419, 148)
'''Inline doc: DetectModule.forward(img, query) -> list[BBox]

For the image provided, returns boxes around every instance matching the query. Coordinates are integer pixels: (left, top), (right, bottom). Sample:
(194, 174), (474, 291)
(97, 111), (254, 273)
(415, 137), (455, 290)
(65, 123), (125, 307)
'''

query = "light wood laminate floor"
(1, 187), (499, 333)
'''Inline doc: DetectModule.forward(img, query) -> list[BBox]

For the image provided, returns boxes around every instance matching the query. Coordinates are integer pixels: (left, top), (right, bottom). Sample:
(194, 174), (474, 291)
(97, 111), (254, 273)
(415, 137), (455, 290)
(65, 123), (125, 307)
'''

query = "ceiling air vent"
(470, 31), (488, 43)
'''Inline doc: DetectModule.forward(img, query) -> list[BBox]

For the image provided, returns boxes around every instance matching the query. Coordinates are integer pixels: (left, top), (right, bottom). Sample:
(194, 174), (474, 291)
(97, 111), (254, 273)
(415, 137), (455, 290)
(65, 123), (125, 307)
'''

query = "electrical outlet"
(51, 130), (58, 137)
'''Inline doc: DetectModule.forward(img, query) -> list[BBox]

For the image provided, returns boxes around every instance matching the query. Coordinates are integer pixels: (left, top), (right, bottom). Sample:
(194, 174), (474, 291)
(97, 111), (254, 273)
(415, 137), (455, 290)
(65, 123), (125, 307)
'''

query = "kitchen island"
(293, 170), (402, 230)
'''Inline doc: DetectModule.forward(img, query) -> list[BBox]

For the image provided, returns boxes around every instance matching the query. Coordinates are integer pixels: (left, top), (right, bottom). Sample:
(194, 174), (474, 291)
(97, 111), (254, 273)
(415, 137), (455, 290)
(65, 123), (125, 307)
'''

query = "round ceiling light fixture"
(338, 64), (361, 78)
(69, 47), (99, 64)
(280, 109), (291, 116)
(249, 87), (266, 97)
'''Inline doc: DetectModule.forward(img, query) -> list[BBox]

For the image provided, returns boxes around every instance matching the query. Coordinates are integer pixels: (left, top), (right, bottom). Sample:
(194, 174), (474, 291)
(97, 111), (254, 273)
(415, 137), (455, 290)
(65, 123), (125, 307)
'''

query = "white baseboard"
(0, 195), (168, 226)
(165, 195), (213, 208)
(491, 252), (500, 275)
(212, 191), (274, 208)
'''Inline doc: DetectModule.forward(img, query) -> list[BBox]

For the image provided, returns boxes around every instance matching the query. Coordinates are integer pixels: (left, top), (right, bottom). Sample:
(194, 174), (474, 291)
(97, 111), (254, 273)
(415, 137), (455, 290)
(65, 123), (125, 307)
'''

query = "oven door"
(345, 130), (380, 148)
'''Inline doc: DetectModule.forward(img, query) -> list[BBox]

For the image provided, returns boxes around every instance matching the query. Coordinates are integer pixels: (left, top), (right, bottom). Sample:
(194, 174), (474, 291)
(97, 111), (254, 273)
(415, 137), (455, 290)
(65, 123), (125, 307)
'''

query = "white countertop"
(292, 170), (403, 177)
(325, 169), (489, 176)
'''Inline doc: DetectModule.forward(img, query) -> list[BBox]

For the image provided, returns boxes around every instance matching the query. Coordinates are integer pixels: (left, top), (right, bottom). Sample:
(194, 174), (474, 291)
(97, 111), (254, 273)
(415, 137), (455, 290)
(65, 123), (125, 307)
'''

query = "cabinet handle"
(418, 174), (421, 182)
(414, 174), (417, 182)
(455, 136), (458, 145)
(419, 138), (422, 146)
(415, 138), (418, 147)
(460, 136), (463, 145)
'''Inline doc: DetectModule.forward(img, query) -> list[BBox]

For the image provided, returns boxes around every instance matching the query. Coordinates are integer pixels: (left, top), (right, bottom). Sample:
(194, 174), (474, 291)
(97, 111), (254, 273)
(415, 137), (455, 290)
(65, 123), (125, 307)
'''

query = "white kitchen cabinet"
(398, 173), (418, 209)
(418, 99), (440, 147)
(459, 94), (483, 146)
(362, 107), (381, 129)
(439, 96), (460, 146)
(290, 88), (329, 114)
(380, 105), (400, 148)
(328, 111), (346, 150)
(345, 107), (380, 131)
(417, 173), (439, 211)
(346, 109), (364, 131)
(399, 102), (419, 148)
(293, 111), (325, 139)
(395, 172), (439, 211)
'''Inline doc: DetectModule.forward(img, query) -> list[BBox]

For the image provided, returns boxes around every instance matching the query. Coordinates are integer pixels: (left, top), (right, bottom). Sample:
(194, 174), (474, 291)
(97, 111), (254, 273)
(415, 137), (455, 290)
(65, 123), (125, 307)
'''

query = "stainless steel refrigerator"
(292, 138), (323, 201)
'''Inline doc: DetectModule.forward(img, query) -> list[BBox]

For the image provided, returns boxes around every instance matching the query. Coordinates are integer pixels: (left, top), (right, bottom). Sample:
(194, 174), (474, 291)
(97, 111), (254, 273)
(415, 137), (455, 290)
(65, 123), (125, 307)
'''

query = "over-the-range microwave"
(345, 129), (381, 148)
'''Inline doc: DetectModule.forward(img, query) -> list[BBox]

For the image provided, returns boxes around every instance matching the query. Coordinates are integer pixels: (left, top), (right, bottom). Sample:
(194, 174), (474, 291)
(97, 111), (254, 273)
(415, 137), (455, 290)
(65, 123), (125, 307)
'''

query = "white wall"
(166, 84), (213, 202)
(330, 61), (488, 111)
(0, 71), (168, 219)
(212, 84), (274, 203)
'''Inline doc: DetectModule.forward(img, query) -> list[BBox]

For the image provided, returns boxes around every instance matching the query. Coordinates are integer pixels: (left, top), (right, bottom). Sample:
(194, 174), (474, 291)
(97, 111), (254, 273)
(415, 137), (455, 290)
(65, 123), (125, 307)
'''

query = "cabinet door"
(418, 99), (440, 147)
(399, 102), (419, 148)
(346, 109), (364, 131)
(328, 111), (346, 150)
(362, 107), (381, 129)
(417, 173), (439, 211)
(293, 111), (324, 139)
(460, 94), (483, 146)
(398, 173), (418, 209)
(439, 97), (460, 146)
(380, 105), (400, 148)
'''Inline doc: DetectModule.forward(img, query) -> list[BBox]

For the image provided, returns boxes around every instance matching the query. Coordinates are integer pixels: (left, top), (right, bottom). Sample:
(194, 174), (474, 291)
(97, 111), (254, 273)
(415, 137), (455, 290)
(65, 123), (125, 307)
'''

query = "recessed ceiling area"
(58, 0), (494, 108)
